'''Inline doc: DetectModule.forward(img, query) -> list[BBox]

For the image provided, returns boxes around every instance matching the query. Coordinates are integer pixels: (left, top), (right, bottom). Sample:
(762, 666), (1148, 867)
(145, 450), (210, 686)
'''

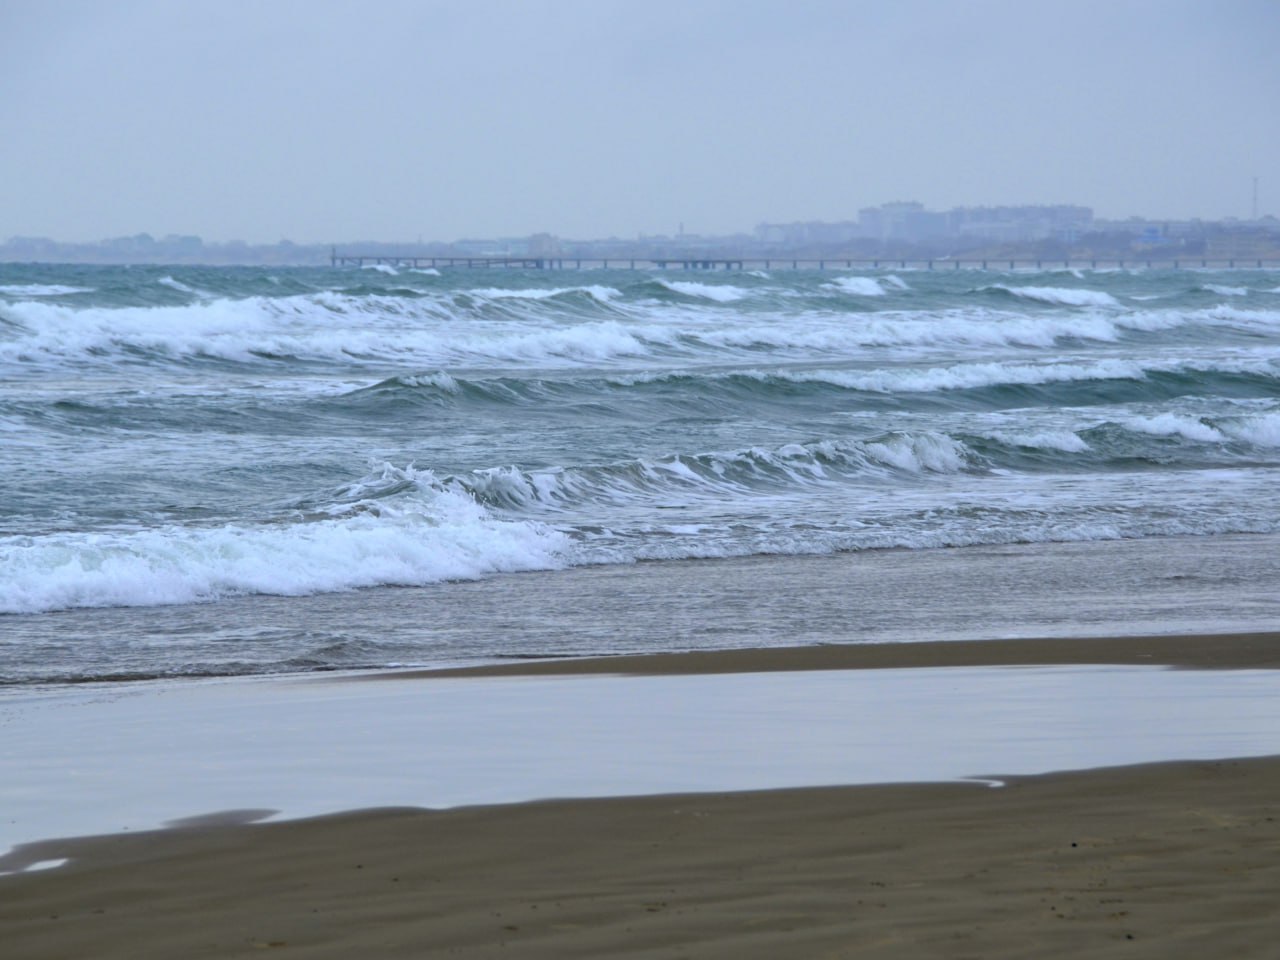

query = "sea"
(2, 262), (1279, 687)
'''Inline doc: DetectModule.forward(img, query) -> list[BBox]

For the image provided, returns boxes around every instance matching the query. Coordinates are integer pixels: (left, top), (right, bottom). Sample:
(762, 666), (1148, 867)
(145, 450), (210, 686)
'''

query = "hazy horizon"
(4, 0), (1277, 245)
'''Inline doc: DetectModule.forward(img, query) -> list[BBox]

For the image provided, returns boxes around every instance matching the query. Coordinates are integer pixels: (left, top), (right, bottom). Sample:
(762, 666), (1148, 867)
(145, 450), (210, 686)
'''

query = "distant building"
(526, 233), (562, 257)
(857, 202), (949, 244)
(946, 205), (1092, 245)
(754, 220), (861, 246)
(756, 203), (1093, 253)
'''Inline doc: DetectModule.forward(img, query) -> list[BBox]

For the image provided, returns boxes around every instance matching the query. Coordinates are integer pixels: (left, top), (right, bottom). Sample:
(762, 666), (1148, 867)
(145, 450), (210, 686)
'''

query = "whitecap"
(984, 430), (1091, 453)
(470, 285), (620, 303)
(396, 371), (462, 393)
(1123, 413), (1227, 443)
(862, 433), (970, 473)
(994, 285), (1121, 308)
(0, 284), (93, 297)
(0, 480), (569, 615)
(826, 276), (887, 297)
(1218, 410), (1280, 448)
(158, 276), (201, 295)
(659, 280), (748, 302)
(779, 357), (1150, 394)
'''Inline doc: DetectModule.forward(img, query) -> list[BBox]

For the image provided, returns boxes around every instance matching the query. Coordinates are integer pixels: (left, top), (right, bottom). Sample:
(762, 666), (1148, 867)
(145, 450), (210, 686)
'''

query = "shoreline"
(370, 630), (1280, 679)
(4, 755), (1279, 958)
(5, 631), (1280, 957)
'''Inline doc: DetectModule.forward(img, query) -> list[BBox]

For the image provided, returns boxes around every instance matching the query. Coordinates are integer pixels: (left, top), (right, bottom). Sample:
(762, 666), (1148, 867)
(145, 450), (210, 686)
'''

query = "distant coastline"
(4, 201), (1279, 266)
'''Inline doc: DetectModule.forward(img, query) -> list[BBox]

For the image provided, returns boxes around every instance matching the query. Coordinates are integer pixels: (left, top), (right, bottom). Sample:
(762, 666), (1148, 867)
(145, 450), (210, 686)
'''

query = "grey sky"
(2, 0), (1277, 244)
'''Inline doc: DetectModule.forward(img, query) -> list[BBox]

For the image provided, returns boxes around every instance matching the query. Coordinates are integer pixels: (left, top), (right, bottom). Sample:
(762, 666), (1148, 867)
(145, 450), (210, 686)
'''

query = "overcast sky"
(2, 0), (1277, 244)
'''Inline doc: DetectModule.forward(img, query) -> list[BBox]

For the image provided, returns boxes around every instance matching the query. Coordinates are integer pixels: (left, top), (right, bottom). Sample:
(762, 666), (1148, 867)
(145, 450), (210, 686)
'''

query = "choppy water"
(3, 263), (1279, 683)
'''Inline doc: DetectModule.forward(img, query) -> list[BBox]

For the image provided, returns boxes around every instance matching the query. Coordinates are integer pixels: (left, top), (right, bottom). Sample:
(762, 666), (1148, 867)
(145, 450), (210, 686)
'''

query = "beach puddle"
(4, 664), (1280, 856)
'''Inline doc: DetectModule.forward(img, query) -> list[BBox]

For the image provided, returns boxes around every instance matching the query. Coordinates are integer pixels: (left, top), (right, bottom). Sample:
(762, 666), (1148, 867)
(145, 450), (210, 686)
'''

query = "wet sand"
(4, 758), (1278, 958)
(4, 632), (1280, 958)
(382, 630), (1280, 678)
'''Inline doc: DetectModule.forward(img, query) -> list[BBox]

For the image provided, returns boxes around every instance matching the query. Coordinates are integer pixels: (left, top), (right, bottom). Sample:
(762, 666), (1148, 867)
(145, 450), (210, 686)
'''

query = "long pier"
(332, 252), (1280, 271)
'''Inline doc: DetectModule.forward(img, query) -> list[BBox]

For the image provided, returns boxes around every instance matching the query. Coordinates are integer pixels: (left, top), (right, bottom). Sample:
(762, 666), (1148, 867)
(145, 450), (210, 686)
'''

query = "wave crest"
(658, 280), (749, 302)
(0, 470), (568, 615)
(990, 285), (1121, 308)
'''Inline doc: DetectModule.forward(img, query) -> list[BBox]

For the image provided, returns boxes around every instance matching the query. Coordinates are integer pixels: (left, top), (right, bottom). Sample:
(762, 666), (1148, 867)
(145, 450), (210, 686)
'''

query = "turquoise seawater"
(2, 263), (1278, 682)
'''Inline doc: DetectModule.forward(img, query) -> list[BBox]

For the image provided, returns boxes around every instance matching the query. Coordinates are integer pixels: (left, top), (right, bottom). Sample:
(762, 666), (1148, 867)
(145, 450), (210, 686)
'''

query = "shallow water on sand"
(4, 532), (1278, 684)
(4, 663), (1280, 859)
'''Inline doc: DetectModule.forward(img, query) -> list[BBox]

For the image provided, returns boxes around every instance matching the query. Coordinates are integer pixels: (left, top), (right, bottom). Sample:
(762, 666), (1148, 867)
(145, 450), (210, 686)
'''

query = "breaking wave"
(988, 285), (1122, 308)
(0, 479), (569, 615)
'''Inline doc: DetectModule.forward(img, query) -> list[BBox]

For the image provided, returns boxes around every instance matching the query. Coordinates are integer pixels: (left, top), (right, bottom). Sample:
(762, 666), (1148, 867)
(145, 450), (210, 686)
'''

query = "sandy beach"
(3, 632), (1279, 958)
(396, 630), (1280, 678)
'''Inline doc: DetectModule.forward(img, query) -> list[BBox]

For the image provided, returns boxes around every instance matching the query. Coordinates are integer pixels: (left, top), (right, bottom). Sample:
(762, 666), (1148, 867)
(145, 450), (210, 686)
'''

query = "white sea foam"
(470, 285), (620, 303)
(983, 429), (1091, 453)
(660, 280), (749, 302)
(3, 281), (1276, 379)
(827, 276), (889, 296)
(396, 371), (462, 392)
(0, 294), (659, 369)
(360, 263), (399, 275)
(488, 320), (654, 363)
(158, 276), (201, 295)
(690, 301), (1207, 354)
(0, 284), (92, 297)
(1204, 284), (1248, 297)
(780, 357), (1151, 393)
(1124, 413), (1227, 443)
(0, 481), (569, 615)
(1219, 410), (1280, 448)
(0, 296), (342, 366)
(410, 268), (442, 276)
(1197, 305), (1280, 334)
(606, 354), (1278, 399)
(445, 434), (980, 517)
(862, 433), (969, 472)
(994, 285), (1121, 308)
(5, 265), (1280, 653)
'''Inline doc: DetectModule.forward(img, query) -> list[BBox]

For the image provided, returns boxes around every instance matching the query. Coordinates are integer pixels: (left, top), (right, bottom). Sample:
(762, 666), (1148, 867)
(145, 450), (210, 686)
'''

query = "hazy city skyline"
(3, 0), (1277, 245)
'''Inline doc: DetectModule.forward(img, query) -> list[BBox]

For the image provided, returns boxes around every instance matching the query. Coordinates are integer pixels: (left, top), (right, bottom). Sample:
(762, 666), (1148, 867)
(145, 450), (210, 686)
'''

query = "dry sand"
(4, 632), (1280, 959)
